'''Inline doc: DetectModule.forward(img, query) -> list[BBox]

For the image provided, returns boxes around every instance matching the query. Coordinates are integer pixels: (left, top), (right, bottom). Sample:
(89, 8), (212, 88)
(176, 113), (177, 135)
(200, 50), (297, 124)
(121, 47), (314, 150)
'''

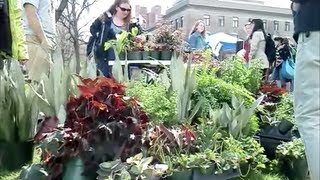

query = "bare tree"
(59, 0), (98, 73)
(56, 0), (68, 22)
(57, 24), (74, 63)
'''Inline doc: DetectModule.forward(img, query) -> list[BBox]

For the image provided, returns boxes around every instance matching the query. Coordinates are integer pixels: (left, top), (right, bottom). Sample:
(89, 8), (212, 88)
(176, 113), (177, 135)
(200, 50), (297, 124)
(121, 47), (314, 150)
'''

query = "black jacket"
(291, 0), (320, 40)
(87, 13), (142, 76)
(0, 0), (12, 57)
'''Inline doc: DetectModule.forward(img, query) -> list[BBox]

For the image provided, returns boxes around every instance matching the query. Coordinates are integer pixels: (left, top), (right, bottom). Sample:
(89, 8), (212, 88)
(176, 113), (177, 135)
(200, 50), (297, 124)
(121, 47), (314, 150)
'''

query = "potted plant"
(274, 93), (295, 134)
(97, 153), (168, 180)
(33, 76), (150, 179)
(128, 36), (144, 60)
(0, 61), (39, 171)
(147, 41), (161, 60)
(154, 23), (184, 60)
(275, 138), (308, 180)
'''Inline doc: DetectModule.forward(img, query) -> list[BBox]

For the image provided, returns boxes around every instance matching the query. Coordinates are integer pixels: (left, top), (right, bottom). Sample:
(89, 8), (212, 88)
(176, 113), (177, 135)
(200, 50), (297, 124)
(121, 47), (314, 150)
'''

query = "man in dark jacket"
(291, 1), (320, 180)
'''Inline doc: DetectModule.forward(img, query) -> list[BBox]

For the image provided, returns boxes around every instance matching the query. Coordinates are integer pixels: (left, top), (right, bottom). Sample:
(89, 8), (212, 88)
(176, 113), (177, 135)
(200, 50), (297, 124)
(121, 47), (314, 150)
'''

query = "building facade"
(163, 0), (294, 39)
(135, 5), (164, 29)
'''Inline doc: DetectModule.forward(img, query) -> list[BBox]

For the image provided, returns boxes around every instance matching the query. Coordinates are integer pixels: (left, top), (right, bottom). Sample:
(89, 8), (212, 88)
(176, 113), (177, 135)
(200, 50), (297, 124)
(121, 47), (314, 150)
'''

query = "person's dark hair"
(249, 19), (267, 39)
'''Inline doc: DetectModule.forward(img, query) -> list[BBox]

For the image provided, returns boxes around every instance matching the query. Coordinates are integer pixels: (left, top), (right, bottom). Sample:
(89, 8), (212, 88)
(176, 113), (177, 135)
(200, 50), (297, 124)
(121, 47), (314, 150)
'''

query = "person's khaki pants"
(294, 31), (320, 180)
(25, 35), (53, 81)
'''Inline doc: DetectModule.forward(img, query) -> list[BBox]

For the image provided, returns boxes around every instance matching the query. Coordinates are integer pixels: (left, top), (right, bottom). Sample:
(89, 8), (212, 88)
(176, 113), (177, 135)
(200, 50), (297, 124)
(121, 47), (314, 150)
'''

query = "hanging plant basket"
(0, 140), (34, 171)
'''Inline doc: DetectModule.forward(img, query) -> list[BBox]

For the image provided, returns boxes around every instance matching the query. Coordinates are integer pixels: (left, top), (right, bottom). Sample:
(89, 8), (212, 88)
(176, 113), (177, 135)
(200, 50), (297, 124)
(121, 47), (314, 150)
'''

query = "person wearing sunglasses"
(87, 0), (142, 77)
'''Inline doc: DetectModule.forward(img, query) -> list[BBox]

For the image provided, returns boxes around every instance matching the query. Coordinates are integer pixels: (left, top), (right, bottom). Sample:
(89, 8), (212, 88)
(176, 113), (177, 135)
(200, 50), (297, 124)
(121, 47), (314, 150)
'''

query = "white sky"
(90, 0), (291, 19)
(88, 0), (291, 23)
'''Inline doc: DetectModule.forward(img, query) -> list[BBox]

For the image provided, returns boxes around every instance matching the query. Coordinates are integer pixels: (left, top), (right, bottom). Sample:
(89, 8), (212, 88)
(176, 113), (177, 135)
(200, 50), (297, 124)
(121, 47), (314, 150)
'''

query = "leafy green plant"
(212, 95), (264, 139)
(220, 57), (262, 93)
(126, 81), (177, 125)
(223, 137), (268, 172)
(97, 153), (167, 180)
(169, 54), (204, 124)
(104, 27), (139, 83)
(0, 61), (39, 142)
(274, 93), (294, 124)
(276, 138), (305, 159)
(195, 69), (254, 109)
(195, 118), (222, 151)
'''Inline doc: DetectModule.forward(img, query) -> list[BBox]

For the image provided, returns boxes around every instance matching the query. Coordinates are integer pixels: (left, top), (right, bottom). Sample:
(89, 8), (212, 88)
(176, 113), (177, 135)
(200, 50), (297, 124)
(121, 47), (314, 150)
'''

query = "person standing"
(0, 0), (29, 66)
(188, 20), (207, 50)
(249, 19), (269, 81)
(87, 0), (142, 77)
(243, 22), (252, 63)
(291, 0), (320, 180)
(22, 0), (56, 81)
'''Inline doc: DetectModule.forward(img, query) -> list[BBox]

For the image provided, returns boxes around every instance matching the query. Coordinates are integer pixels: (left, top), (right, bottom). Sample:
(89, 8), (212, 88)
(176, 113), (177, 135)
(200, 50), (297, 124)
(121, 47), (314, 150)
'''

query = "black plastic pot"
(142, 51), (150, 60)
(278, 120), (294, 135)
(166, 169), (192, 180)
(150, 51), (160, 60)
(0, 141), (34, 171)
(160, 50), (172, 60)
(258, 125), (292, 159)
(127, 51), (142, 60)
(279, 157), (309, 180)
(192, 168), (240, 180)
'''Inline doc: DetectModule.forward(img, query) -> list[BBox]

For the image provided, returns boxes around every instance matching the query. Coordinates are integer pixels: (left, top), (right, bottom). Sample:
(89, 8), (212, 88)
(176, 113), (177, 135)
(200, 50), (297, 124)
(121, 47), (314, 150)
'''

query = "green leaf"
(131, 27), (139, 37)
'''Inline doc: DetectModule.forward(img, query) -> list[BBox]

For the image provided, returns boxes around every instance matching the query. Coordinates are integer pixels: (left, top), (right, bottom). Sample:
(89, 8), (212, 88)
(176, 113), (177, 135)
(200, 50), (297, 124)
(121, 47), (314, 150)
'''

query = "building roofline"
(165, 0), (292, 17)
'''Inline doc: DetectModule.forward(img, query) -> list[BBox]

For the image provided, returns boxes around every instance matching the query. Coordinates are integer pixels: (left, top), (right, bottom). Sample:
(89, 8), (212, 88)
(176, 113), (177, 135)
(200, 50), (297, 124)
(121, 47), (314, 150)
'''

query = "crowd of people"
(0, 0), (319, 179)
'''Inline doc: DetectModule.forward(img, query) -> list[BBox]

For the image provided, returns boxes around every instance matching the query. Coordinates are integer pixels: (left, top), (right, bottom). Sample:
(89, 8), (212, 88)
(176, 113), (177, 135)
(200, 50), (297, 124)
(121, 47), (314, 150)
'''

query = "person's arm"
(14, 5), (29, 61)
(23, 3), (48, 45)
(249, 32), (260, 60)
(90, 18), (102, 37)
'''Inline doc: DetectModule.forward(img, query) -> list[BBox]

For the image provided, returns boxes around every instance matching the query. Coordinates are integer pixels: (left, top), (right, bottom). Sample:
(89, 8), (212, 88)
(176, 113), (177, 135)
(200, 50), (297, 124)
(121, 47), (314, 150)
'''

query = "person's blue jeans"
(294, 31), (320, 180)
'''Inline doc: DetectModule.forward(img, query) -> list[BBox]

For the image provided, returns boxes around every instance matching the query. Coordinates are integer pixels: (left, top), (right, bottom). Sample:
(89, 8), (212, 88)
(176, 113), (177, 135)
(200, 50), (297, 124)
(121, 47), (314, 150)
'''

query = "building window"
(175, 19), (179, 30)
(232, 17), (239, 28)
(180, 16), (184, 28)
(263, 20), (267, 29)
(285, 22), (290, 31)
(203, 15), (210, 26)
(218, 16), (225, 27)
(274, 21), (279, 31)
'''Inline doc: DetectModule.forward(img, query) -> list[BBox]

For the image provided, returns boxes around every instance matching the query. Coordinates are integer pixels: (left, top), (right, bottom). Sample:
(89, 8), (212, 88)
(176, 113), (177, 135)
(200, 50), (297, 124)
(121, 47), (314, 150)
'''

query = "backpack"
(265, 34), (276, 65)
(0, 0), (12, 57)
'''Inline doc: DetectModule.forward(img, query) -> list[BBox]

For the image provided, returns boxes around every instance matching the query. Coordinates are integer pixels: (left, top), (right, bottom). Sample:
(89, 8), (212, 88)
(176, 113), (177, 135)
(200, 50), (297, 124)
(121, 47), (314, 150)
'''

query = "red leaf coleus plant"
(35, 76), (149, 179)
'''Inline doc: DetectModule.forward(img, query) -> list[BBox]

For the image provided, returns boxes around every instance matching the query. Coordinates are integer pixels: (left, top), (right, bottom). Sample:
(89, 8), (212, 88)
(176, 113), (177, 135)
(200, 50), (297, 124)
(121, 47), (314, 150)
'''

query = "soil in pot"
(127, 51), (142, 60)
(142, 51), (151, 60)
(160, 50), (172, 60)
(150, 51), (160, 60)
(0, 141), (34, 171)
